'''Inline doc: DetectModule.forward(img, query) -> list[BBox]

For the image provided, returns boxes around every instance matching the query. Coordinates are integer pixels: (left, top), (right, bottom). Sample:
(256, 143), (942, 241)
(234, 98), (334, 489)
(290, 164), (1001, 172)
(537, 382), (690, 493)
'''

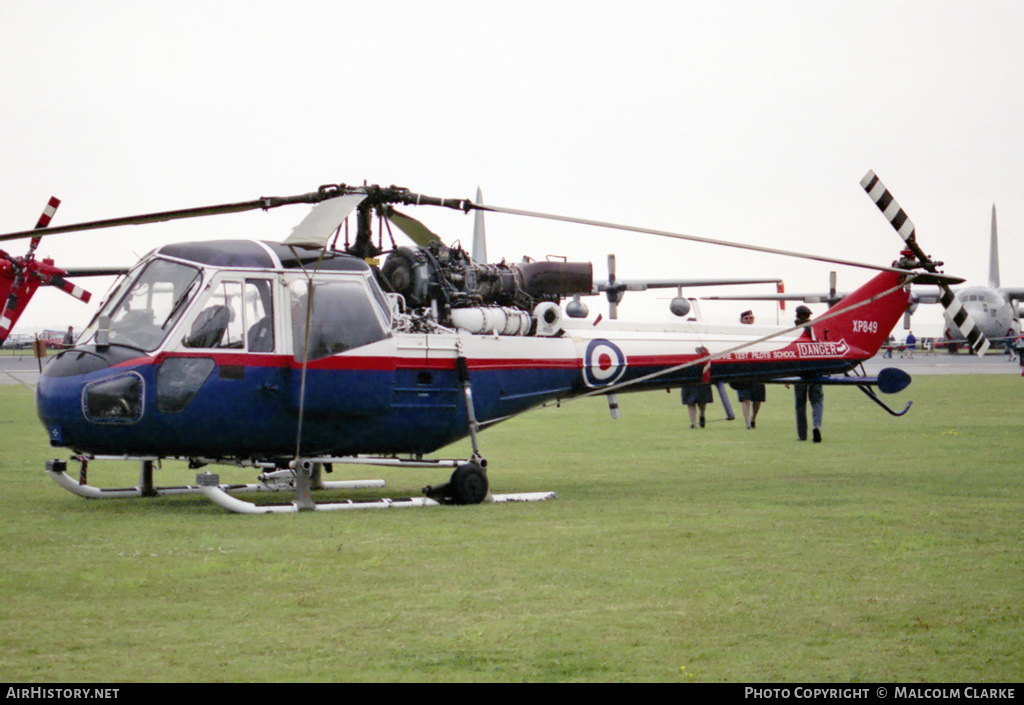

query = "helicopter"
(1, 196), (132, 348)
(1, 198), (107, 346)
(0, 174), (978, 514)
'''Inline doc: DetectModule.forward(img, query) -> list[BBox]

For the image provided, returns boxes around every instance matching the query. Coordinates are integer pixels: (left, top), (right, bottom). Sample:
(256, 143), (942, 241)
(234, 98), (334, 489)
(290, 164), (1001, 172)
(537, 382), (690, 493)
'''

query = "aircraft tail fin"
(989, 204), (1000, 289)
(472, 187), (487, 263)
(811, 271), (909, 356)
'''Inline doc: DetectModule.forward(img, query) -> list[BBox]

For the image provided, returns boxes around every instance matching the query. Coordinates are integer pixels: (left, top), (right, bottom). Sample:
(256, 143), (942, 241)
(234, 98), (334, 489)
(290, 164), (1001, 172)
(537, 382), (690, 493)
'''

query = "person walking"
(791, 306), (824, 442)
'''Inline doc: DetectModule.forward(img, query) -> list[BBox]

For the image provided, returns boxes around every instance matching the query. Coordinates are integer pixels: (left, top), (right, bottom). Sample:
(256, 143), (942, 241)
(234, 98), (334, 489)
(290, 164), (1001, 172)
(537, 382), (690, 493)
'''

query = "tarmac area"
(860, 349), (1022, 376)
(1, 348), (1021, 389)
(0, 353), (48, 389)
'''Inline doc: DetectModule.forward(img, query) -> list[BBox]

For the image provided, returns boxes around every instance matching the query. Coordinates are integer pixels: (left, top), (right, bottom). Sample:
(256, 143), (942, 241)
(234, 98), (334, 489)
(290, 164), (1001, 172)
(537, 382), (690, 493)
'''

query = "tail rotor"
(860, 170), (990, 355)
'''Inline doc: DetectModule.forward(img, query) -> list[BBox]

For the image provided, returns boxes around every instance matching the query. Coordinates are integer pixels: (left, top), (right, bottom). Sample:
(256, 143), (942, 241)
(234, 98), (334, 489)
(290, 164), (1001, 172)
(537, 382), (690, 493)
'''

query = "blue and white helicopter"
(0, 175), (980, 513)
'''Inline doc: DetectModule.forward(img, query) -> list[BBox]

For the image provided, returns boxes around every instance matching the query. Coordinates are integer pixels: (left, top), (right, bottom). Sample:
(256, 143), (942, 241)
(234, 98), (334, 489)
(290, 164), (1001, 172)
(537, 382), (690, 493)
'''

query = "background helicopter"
(0, 198), (126, 347)
(0, 174), (973, 514)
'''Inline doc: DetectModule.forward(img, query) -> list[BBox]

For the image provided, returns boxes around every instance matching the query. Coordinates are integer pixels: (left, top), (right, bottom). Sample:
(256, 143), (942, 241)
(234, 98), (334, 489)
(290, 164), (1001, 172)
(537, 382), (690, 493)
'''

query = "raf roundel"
(583, 339), (628, 388)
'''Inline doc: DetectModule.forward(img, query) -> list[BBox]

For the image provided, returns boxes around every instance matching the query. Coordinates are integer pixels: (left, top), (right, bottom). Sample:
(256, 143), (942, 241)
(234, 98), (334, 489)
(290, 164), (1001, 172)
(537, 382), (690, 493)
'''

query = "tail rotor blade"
(860, 170), (990, 355)
(941, 290), (990, 355)
(860, 171), (917, 243)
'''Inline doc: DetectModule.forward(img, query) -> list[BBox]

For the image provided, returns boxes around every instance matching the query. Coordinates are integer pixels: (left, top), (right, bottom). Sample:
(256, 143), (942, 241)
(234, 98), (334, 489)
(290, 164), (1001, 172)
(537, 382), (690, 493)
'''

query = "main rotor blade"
(283, 193), (366, 249)
(60, 266), (131, 277)
(470, 202), (962, 283)
(29, 196), (61, 255)
(385, 208), (442, 247)
(35, 271), (91, 304)
(0, 189), (345, 244)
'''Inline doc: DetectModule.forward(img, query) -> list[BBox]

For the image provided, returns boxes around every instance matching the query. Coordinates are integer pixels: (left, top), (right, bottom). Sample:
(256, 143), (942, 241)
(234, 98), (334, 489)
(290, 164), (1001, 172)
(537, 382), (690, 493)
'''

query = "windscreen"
(93, 259), (202, 351)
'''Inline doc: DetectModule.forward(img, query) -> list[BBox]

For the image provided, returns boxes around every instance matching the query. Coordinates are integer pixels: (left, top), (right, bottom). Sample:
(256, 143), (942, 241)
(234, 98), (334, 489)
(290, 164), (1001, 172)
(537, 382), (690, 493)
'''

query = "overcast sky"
(3, 0), (1022, 337)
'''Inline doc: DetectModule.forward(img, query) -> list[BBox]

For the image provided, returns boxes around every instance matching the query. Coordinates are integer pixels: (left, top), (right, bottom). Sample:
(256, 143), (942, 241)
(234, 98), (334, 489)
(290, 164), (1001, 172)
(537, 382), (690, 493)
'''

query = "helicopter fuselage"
(35, 239), (910, 463)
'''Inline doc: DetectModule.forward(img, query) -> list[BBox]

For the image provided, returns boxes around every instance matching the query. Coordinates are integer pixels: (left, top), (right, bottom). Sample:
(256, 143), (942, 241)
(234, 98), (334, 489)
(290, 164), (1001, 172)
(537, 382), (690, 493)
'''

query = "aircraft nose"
(37, 345), (149, 447)
(40, 346), (132, 378)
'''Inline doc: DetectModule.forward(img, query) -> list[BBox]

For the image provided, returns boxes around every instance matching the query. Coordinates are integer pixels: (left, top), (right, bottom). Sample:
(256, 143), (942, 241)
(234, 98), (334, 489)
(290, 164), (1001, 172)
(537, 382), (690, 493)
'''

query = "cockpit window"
(290, 278), (390, 361)
(98, 259), (202, 351)
(183, 280), (243, 349)
(182, 278), (275, 352)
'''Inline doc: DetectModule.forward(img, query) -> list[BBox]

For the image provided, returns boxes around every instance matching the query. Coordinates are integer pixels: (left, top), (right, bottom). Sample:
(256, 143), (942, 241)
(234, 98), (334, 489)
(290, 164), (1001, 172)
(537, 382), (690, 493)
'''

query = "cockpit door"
(284, 274), (395, 416)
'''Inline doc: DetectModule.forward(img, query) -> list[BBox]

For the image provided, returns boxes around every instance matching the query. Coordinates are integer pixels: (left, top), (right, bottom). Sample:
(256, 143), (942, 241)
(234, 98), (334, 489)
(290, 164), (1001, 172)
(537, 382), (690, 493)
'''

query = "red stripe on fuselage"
(119, 351), (582, 373)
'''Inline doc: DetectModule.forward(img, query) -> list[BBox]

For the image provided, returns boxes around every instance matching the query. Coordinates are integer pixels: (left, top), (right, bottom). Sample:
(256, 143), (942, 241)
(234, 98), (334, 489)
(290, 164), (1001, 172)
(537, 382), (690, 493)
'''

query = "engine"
(381, 243), (592, 331)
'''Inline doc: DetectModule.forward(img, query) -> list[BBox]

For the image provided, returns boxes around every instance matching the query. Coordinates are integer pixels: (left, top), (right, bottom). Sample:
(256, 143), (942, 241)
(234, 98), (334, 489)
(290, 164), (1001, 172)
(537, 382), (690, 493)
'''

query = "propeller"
(595, 254), (780, 319)
(860, 170), (989, 355)
(605, 254), (625, 319)
(602, 254), (623, 419)
(903, 288), (916, 330)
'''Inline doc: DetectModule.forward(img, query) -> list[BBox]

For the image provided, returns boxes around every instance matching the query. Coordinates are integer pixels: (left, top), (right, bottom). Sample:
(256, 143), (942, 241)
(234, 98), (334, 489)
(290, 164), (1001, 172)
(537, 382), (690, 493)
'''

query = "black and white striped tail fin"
(860, 170), (990, 356)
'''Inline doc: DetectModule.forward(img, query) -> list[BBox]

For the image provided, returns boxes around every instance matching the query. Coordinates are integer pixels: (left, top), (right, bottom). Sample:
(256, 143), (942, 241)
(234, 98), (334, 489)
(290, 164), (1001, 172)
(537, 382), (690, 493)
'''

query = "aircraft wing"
(998, 287), (1024, 302)
(593, 277), (781, 293)
(704, 285), (948, 306)
(702, 291), (849, 304)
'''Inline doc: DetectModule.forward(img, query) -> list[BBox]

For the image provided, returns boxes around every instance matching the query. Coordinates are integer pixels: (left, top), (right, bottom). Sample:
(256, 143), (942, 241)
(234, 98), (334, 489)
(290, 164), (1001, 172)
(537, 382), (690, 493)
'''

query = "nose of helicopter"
(36, 345), (149, 447)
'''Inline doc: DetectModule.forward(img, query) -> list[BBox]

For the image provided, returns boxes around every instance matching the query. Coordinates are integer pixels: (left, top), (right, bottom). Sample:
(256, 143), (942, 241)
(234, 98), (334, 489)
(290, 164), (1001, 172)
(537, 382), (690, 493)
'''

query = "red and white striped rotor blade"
(36, 271), (92, 304)
(29, 196), (61, 255)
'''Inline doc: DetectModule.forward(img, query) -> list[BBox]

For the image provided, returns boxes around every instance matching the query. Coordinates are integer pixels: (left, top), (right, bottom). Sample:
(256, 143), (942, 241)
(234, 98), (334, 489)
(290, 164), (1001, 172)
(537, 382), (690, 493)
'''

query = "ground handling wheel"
(423, 462), (490, 505)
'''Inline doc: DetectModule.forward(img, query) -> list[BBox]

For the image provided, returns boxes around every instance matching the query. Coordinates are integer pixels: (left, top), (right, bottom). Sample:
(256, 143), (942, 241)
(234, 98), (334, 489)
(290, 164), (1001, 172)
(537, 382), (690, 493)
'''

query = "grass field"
(0, 374), (1020, 682)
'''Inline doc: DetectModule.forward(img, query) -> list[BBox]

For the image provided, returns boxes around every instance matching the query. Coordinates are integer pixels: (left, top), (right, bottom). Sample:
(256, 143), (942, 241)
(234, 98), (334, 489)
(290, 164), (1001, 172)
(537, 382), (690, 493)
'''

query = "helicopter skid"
(43, 456), (557, 513)
(43, 457), (384, 501)
(197, 475), (558, 514)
